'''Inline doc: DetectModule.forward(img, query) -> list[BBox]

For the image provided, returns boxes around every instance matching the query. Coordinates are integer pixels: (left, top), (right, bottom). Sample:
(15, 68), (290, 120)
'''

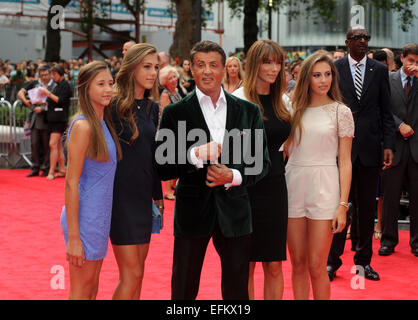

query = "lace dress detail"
(322, 102), (355, 138)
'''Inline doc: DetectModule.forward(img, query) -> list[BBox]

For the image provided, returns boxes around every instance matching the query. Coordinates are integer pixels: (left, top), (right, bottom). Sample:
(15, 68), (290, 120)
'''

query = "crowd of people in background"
(0, 46), (406, 103)
(0, 32), (417, 301)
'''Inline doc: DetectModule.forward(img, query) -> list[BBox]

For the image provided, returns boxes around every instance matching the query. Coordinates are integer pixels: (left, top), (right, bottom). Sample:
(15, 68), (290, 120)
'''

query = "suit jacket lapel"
(410, 77), (418, 126)
(186, 91), (212, 141)
(405, 76), (418, 120)
(410, 76), (418, 103)
(361, 58), (376, 99)
(222, 92), (243, 166)
(224, 92), (242, 132)
(185, 90), (243, 149)
(391, 70), (406, 104)
(341, 57), (357, 101)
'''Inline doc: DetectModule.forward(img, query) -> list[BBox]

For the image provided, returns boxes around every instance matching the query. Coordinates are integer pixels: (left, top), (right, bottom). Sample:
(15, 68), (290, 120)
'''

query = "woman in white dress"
(284, 52), (354, 300)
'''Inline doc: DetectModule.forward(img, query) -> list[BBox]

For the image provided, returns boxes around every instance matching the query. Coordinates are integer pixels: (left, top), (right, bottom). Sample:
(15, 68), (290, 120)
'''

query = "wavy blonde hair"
(243, 40), (290, 122)
(113, 43), (160, 144)
(223, 56), (244, 85)
(288, 52), (343, 146)
(75, 61), (122, 161)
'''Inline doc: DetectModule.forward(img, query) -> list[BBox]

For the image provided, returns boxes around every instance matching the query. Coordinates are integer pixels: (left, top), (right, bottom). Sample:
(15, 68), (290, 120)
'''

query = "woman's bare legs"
(287, 217), (310, 299)
(248, 261), (256, 300)
(288, 217), (333, 300)
(47, 132), (62, 179)
(57, 135), (66, 174)
(262, 261), (284, 300)
(307, 219), (333, 300)
(112, 244), (150, 300)
(69, 260), (103, 300)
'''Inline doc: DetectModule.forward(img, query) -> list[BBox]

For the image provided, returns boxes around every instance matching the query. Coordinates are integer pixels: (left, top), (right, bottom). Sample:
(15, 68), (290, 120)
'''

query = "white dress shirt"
(348, 54), (367, 85)
(400, 67), (415, 88)
(398, 67), (416, 129)
(190, 87), (242, 189)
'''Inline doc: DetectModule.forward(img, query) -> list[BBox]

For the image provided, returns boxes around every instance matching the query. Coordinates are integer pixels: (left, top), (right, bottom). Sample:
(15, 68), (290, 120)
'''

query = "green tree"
(356, 0), (416, 31)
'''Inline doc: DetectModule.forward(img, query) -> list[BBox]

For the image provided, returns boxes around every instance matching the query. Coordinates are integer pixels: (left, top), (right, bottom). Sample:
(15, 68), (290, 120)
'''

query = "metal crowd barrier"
(3, 83), (23, 105)
(0, 99), (32, 168)
(0, 79), (79, 167)
(0, 99), (14, 166)
(12, 100), (32, 167)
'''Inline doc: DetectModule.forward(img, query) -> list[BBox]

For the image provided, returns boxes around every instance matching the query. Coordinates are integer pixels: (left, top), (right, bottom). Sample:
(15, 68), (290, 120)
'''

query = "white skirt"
(285, 164), (340, 220)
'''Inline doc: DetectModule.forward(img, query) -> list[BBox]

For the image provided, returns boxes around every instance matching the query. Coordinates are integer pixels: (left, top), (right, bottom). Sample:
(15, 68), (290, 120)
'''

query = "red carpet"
(1, 169), (418, 300)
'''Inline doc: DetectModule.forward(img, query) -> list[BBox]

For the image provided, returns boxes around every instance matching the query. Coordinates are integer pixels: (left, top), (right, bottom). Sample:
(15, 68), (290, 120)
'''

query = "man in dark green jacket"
(156, 41), (270, 300)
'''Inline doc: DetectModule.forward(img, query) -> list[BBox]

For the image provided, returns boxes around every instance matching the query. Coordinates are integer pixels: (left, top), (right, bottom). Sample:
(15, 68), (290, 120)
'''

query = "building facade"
(275, 0), (418, 56)
(0, 0), (416, 62)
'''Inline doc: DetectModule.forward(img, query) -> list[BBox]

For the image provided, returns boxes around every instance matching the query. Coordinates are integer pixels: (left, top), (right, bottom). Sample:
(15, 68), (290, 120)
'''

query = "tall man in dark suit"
(156, 41), (270, 300)
(327, 27), (396, 281)
(379, 43), (418, 257)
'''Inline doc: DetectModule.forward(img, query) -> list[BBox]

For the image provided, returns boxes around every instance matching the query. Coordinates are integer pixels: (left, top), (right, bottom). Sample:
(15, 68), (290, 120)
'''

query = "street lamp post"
(268, 0), (273, 39)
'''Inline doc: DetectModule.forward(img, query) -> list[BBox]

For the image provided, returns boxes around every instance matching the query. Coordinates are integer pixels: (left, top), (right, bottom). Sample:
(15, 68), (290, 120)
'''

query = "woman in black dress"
(110, 43), (163, 300)
(232, 40), (291, 300)
(39, 64), (73, 180)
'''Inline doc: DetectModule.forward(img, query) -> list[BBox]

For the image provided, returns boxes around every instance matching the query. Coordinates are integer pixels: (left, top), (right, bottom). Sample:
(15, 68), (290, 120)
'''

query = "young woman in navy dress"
(110, 43), (164, 300)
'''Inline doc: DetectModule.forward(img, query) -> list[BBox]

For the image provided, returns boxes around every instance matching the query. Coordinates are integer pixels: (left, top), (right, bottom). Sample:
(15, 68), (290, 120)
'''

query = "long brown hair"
(75, 60), (122, 161)
(243, 40), (290, 122)
(113, 43), (160, 144)
(288, 52), (343, 146)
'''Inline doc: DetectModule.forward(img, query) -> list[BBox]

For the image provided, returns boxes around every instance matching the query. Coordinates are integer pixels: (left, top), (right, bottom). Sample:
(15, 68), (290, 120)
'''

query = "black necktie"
(405, 76), (411, 101)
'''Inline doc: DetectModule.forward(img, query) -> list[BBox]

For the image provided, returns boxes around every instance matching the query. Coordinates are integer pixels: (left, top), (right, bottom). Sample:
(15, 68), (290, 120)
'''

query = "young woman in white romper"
(284, 52), (354, 300)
